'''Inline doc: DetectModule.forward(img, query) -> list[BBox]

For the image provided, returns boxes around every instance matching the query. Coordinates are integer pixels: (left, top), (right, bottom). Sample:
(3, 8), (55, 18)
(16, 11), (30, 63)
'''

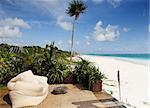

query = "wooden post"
(117, 70), (121, 101)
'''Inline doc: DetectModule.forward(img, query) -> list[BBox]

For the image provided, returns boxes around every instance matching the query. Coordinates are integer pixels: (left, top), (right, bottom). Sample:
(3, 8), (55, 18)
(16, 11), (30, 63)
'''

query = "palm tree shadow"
(72, 98), (127, 108)
(72, 100), (100, 108)
(3, 94), (12, 106)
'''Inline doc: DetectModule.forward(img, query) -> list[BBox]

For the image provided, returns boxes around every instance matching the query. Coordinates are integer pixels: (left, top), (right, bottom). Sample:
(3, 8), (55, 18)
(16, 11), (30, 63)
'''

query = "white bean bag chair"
(7, 70), (48, 108)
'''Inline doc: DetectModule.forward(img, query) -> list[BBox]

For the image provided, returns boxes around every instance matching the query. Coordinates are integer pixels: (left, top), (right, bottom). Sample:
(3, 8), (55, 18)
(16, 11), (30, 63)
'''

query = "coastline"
(79, 54), (149, 108)
(84, 54), (149, 66)
(112, 57), (149, 66)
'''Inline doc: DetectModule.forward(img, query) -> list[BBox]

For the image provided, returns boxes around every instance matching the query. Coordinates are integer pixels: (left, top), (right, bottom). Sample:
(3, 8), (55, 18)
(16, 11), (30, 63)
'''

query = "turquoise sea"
(86, 54), (150, 61)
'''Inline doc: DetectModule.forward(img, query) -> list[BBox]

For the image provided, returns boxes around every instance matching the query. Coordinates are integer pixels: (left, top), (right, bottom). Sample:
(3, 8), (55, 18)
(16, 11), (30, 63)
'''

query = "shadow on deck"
(72, 98), (126, 108)
(0, 84), (126, 108)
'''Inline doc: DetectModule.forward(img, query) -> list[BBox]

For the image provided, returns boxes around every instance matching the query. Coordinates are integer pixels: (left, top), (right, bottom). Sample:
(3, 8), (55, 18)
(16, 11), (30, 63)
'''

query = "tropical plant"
(32, 42), (70, 84)
(0, 52), (15, 62)
(39, 42), (58, 76)
(74, 58), (105, 90)
(0, 43), (11, 52)
(0, 62), (12, 86)
(74, 57), (91, 83)
(0, 55), (23, 86)
(88, 66), (105, 90)
(66, 0), (87, 61)
(47, 61), (67, 84)
(0, 43), (72, 87)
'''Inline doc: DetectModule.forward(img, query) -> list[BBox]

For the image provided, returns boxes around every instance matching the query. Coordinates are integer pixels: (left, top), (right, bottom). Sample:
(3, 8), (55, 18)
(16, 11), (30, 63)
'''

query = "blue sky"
(0, 0), (149, 53)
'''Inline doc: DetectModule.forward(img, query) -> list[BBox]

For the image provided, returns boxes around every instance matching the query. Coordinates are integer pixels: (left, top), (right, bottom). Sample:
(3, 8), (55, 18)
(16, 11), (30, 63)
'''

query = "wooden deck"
(0, 84), (125, 108)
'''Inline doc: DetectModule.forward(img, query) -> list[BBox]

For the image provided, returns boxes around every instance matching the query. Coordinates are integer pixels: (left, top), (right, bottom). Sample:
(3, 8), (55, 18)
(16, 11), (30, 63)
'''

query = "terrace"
(0, 84), (125, 108)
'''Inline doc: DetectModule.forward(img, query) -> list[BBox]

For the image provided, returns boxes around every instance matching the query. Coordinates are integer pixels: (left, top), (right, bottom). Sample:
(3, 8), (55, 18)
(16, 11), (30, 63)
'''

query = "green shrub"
(0, 61), (22, 86)
(0, 43), (71, 87)
(74, 57), (105, 90)
(0, 43), (105, 90)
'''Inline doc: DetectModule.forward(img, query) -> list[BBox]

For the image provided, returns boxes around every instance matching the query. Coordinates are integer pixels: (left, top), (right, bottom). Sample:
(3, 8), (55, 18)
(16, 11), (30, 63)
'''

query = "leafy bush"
(88, 66), (105, 90)
(0, 62), (13, 86)
(0, 58), (23, 86)
(0, 43), (71, 86)
(0, 43), (105, 90)
(74, 57), (105, 90)
(74, 58), (91, 84)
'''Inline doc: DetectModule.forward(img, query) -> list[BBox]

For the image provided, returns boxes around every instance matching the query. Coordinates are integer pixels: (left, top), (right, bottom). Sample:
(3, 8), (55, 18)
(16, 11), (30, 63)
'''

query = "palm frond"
(66, 0), (87, 19)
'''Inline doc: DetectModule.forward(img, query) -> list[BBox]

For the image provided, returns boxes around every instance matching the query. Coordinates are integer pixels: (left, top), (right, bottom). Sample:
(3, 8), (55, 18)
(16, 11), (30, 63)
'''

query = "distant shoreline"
(84, 53), (150, 60)
(81, 54), (150, 66)
(82, 54), (150, 66)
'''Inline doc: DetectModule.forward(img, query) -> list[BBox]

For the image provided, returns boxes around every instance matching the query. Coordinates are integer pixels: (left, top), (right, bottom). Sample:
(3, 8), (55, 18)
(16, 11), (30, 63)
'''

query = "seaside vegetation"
(74, 58), (105, 90)
(0, 43), (71, 86)
(0, 43), (105, 91)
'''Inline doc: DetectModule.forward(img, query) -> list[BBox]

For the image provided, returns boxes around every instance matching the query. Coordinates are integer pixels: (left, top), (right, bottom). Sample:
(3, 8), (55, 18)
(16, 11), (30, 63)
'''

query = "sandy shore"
(80, 55), (150, 108)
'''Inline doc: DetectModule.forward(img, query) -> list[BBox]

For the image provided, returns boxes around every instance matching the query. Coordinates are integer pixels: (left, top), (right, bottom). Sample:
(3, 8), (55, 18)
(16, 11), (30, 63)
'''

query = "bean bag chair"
(7, 70), (48, 108)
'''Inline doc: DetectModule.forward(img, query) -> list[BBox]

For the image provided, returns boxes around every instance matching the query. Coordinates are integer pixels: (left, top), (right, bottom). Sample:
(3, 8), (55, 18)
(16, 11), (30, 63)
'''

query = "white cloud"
(0, 38), (25, 46)
(0, 18), (30, 29)
(93, 20), (120, 41)
(0, 18), (30, 38)
(57, 16), (72, 31)
(123, 27), (130, 32)
(28, 20), (52, 28)
(107, 0), (122, 7)
(30, 0), (72, 30)
(5, 0), (72, 31)
(0, 26), (22, 38)
(36, 0), (64, 17)
(92, 0), (123, 7)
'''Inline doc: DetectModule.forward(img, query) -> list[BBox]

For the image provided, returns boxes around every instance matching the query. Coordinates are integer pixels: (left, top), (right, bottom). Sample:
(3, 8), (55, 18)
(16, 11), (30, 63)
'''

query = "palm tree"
(66, 0), (87, 61)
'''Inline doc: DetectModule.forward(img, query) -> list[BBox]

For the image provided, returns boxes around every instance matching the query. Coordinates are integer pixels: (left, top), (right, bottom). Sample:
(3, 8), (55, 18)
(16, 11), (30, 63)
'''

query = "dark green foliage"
(88, 66), (105, 90)
(0, 55), (23, 85)
(74, 57), (105, 90)
(0, 43), (105, 90)
(74, 58), (91, 83)
(0, 43), (71, 86)
(0, 62), (14, 86)
(66, 0), (87, 20)
(47, 61), (65, 84)
(0, 43), (11, 52)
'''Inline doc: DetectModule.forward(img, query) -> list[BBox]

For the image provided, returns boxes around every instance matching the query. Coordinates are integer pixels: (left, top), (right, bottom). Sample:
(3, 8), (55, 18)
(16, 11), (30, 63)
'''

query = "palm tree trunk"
(70, 19), (76, 62)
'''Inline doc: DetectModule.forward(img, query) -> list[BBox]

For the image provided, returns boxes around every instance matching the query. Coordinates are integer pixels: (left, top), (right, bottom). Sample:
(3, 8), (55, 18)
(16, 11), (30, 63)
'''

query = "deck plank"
(0, 84), (124, 108)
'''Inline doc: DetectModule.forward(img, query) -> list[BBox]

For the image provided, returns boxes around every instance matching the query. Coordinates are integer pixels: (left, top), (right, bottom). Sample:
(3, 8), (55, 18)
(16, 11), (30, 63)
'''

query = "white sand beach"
(80, 55), (150, 108)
